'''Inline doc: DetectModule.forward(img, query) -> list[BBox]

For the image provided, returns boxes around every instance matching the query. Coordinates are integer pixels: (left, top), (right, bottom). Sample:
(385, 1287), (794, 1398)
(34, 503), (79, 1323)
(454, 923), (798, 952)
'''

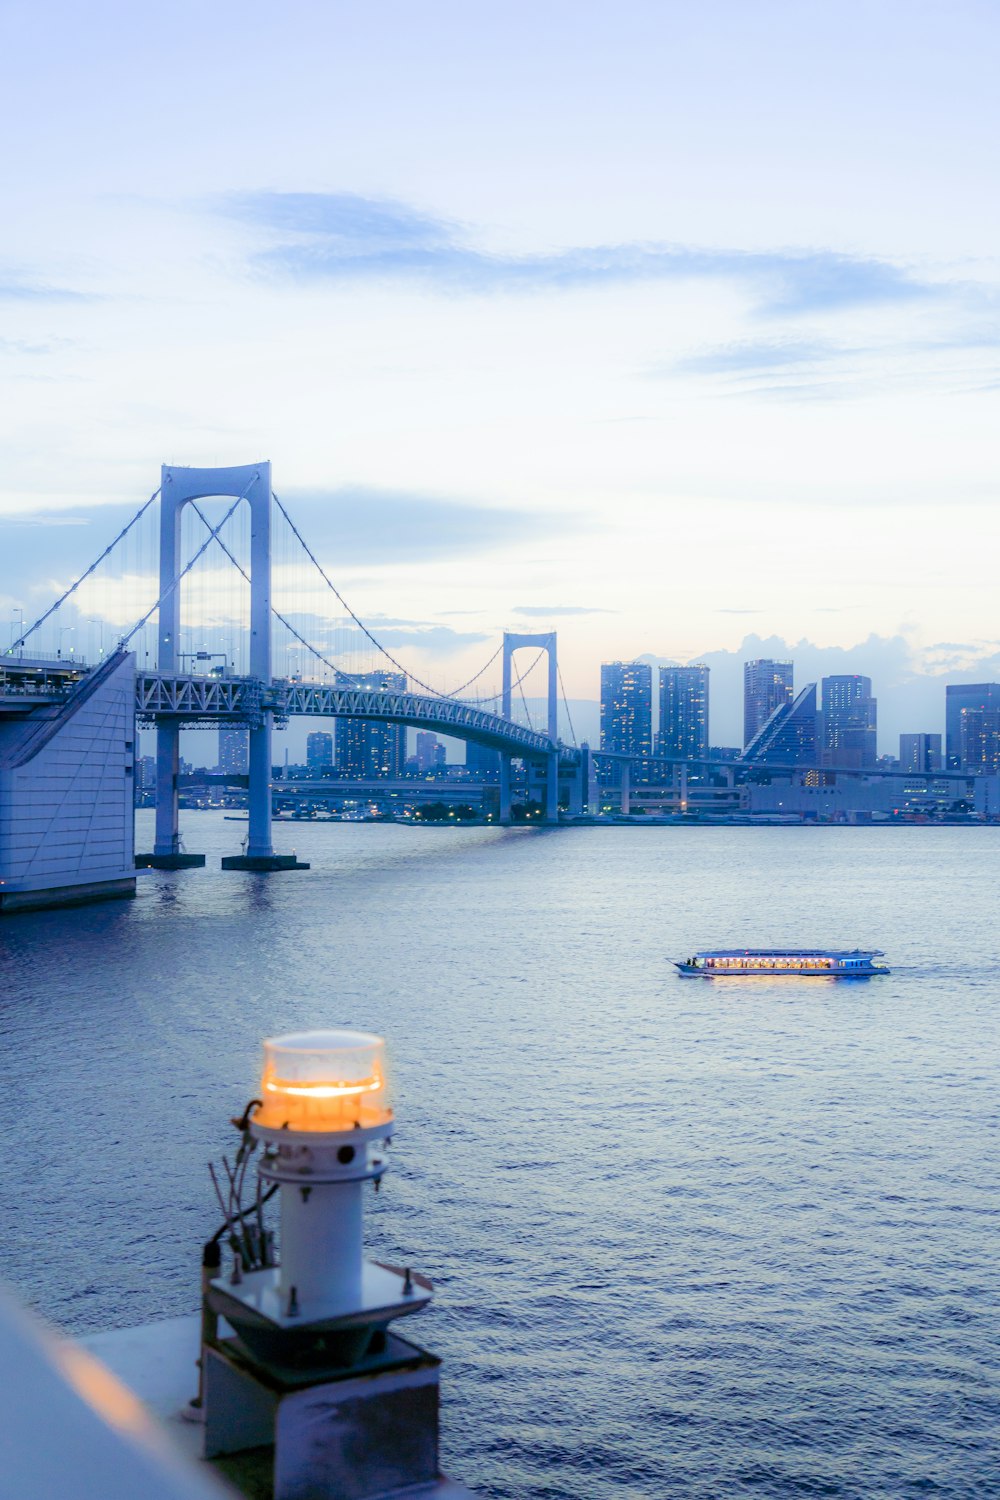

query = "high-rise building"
(657, 665), (709, 760)
(741, 683), (818, 766)
(743, 660), (793, 748)
(946, 684), (1000, 768)
(335, 672), (407, 777)
(306, 731), (334, 774)
(959, 709), (1000, 775)
(465, 741), (501, 780)
(415, 731), (445, 774)
(600, 662), (652, 755)
(899, 733), (942, 773)
(219, 727), (248, 775)
(822, 675), (877, 768)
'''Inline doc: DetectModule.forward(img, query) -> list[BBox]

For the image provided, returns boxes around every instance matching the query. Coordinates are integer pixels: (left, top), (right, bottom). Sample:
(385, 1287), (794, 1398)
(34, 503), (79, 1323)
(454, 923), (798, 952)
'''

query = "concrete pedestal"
(221, 855), (310, 872)
(136, 853), (207, 870)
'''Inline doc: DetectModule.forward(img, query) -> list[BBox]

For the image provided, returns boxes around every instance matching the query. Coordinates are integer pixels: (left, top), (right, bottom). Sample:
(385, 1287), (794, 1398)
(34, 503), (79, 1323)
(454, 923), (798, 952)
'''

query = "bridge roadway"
(135, 671), (559, 759)
(0, 658), (559, 759)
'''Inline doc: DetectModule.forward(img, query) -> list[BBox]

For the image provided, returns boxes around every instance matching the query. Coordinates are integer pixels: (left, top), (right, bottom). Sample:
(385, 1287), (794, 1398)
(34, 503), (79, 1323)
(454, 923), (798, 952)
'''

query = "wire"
(119, 481), (254, 649)
(272, 490), (507, 700)
(558, 662), (578, 746)
(4, 486), (161, 655)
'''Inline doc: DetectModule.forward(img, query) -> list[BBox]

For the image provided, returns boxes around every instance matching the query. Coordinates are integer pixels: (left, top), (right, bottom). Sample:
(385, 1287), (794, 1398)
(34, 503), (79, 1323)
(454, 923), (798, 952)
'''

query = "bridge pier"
(620, 761), (631, 816)
(499, 753), (512, 825)
(545, 751), (559, 824)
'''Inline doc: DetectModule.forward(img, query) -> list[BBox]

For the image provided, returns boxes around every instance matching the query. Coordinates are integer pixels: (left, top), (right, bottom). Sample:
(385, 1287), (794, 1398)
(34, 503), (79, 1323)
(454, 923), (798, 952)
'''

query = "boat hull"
(675, 962), (889, 978)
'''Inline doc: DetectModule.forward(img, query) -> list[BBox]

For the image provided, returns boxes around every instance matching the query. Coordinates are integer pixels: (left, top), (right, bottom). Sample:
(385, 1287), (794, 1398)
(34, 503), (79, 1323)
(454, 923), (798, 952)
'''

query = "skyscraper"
(218, 727), (248, 775)
(822, 675), (877, 768)
(600, 661), (652, 755)
(657, 665), (709, 760)
(306, 731), (334, 773)
(335, 672), (407, 777)
(741, 684), (818, 766)
(743, 660), (793, 748)
(946, 684), (1000, 769)
(465, 741), (501, 780)
(415, 731), (446, 774)
(899, 733), (942, 773)
(959, 709), (1000, 774)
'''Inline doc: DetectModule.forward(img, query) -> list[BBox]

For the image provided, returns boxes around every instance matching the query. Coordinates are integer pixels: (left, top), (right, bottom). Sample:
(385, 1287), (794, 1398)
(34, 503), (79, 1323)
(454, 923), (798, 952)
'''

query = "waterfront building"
(899, 732), (942, 773)
(219, 727), (248, 775)
(741, 683), (818, 766)
(657, 664), (709, 760)
(822, 675), (877, 768)
(306, 730), (334, 773)
(335, 671), (407, 777)
(959, 709), (1000, 775)
(600, 661), (652, 755)
(946, 684), (1000, 768)
(743, 660), (793, 748)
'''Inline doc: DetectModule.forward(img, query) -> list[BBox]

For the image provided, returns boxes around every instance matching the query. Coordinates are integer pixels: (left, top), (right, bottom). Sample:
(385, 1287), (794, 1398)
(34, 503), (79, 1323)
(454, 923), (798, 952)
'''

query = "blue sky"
(1, 0), (999, 719)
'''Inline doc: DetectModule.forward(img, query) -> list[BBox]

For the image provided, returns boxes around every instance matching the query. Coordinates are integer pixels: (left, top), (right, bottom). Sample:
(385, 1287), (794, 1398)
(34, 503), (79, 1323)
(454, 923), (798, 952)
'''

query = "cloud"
(512, 604), (613, 617)
(278, 614), (490, 655)
(0, 273), (90, 302)
(217, 192), (933, 316)
(716, 608), (764, 615)
(670, 339), (847, 375)
(282, 485), (571, 565)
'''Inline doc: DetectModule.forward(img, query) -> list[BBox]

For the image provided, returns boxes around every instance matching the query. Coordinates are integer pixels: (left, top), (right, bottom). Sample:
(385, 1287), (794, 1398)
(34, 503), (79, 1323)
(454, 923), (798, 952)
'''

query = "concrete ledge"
(0, 877), (136, 913)
(135, 853), (207, 870)
(221, 855), (310, 872)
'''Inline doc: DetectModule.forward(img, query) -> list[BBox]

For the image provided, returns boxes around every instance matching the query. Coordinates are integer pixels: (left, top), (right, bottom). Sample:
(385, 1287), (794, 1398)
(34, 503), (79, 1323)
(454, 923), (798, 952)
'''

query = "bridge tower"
(499, 631), (559, 825)
(153, 462), (300, 871)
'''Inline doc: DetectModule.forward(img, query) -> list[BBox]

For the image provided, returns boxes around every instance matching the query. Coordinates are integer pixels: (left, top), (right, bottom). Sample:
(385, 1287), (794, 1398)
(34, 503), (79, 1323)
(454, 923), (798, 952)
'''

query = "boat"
(674, 948), (888, 977)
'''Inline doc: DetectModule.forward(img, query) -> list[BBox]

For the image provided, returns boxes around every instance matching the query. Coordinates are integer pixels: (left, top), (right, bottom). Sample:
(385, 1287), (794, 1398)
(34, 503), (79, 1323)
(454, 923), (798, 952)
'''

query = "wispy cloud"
(670, 339), (847, 375)
(217, 192), (933, 316)
(512, 604), (613, 617)
(284, 485), (572, 566)
(0, 273), (90, 302)
(276, 610), (489, 654)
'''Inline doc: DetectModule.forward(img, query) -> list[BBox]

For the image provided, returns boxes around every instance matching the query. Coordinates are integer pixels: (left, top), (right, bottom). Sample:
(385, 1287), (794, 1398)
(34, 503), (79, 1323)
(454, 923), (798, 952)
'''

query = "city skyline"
(2, 2), (1000, 700)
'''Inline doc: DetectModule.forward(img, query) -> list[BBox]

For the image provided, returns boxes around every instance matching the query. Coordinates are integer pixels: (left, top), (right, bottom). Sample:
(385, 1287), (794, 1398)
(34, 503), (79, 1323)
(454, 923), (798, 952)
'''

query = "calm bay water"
(2, 814), (999, 1497)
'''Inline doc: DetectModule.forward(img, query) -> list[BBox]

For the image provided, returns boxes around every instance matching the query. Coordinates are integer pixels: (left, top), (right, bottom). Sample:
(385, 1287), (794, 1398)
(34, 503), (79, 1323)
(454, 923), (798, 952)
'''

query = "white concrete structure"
(0, 651), (136, 912)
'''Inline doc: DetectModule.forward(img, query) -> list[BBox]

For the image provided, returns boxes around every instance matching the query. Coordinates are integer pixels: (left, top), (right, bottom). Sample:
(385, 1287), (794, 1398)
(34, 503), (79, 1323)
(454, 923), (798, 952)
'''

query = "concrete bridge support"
(499, 753), (512, 824)
(499, 631), (558, 826)
(144, 462), (305, 873)
(620, 761), (631, 816)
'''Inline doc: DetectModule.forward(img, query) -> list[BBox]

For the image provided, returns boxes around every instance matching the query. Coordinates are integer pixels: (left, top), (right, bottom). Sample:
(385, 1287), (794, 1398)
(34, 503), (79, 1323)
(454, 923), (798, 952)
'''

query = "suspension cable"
(271, 490), (506, 700)
(4, 487), (161, 655)
(187, 498), (550, 719)
(118, 479), (255, 649)
(558, 662), (578, 746)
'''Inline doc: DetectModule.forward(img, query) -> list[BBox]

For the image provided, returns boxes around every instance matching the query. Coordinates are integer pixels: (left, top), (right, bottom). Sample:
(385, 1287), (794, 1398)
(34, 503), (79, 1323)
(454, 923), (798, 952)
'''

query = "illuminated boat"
(675, 949), (888, 977)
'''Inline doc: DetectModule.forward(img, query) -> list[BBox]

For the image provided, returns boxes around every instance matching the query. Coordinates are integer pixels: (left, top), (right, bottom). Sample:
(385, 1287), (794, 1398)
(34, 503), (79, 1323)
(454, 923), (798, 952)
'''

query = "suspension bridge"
(0, 462), (592, 908)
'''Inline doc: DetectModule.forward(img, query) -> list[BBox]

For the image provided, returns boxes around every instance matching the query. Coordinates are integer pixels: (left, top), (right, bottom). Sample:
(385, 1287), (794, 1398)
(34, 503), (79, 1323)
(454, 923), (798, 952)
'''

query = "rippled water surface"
(2, 816), (999, 1497)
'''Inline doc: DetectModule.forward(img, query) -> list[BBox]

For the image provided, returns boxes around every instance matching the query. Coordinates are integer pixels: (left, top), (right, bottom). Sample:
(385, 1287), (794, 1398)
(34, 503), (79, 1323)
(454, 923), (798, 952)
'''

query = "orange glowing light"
(253, 1029), (392, 1132)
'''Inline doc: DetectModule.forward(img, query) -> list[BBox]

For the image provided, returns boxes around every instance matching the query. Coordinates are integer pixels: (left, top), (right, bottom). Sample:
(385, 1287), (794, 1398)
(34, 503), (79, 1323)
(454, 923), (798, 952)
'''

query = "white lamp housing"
(249, 1030), (394, 1317)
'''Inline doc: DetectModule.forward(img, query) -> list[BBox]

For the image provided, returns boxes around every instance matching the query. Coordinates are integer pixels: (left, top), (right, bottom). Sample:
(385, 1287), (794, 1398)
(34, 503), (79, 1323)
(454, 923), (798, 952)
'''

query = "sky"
(1, 0), (999, 742)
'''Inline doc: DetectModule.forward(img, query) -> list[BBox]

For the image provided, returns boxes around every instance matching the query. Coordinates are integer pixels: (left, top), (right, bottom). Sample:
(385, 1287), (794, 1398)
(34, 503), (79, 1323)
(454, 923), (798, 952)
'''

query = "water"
(2, 815), (999, 1498)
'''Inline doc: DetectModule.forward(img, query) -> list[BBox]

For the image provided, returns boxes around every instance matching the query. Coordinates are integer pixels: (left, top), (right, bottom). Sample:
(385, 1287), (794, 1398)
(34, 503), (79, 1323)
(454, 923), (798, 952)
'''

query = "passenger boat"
(675, 949), (888, 978)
